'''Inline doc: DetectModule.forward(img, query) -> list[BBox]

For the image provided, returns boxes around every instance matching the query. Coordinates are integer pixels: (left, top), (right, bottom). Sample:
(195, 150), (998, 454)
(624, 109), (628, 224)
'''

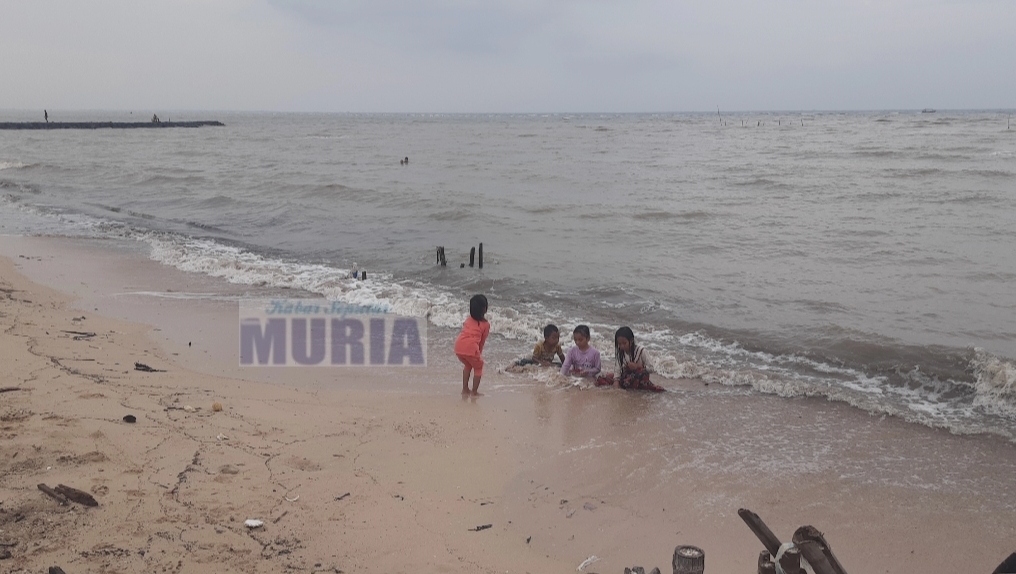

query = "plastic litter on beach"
(284, 495), (300, 502)
(216, 434), (228, 441)
(244, 519), (264, 529)
(577, 555), (599, 571)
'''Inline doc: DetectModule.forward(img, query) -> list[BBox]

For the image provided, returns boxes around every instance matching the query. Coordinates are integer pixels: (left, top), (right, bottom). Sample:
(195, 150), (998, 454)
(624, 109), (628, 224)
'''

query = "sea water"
(2, 109), (1015, 441)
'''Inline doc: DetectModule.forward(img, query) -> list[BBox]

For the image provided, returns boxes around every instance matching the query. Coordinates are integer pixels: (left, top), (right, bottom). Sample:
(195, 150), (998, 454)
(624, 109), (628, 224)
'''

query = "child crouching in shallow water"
(511, 324), (566, 368)
(596, 326), (665, 392)
(532, 324), (566, 366)
(560, 325), (601, 378)
(454, 294), (489, 396)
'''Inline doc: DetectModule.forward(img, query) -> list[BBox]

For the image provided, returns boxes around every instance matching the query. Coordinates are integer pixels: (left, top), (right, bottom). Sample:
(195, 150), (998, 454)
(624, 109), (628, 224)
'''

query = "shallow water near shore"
(3, 234), (1016, 573)
(2, 110), (1015, 442)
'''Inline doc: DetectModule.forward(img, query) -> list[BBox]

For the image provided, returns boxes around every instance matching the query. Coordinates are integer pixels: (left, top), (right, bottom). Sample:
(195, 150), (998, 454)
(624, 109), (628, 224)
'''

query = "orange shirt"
(454, 317), (490, 357)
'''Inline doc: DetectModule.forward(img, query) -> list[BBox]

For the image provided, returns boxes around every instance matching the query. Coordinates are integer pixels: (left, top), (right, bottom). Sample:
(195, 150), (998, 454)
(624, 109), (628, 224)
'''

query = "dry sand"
(2, 236), (1016, 574)
(0, 250), (563, 573)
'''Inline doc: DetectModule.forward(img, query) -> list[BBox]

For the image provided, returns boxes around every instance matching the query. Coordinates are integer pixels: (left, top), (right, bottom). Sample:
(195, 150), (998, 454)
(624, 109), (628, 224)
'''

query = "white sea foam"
(971, 349), (1016, 418)
(5, 195), (1016, 441)
(0, 161), (29, 171)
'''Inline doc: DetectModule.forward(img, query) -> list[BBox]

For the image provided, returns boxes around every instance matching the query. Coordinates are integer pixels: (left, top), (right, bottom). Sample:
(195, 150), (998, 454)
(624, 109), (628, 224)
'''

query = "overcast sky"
(2, 0), (1013, 113)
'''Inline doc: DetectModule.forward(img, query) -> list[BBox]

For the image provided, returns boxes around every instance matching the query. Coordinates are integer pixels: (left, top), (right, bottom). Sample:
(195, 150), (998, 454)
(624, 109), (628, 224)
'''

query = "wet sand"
(2, 235), (1016, 573)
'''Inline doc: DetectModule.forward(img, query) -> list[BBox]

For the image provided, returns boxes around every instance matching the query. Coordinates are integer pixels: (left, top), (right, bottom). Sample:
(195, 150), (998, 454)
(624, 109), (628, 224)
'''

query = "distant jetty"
(0, 121), (225, 130)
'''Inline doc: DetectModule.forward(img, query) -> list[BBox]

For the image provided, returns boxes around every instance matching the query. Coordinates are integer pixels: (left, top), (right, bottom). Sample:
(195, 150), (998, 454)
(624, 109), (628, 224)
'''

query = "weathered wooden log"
(778, 546), (802, 574)
(0, 387), (22, 393)
(793, 525), (846, 574)
(757, 550), (776, 574)
(54, 484), (98, 507)
(794, 540), (837, 574)
(672, 545), (704, 574)
(738, 508), (782, 555)
(37, 484), (68, 505)
(992, 552), (1016, 573)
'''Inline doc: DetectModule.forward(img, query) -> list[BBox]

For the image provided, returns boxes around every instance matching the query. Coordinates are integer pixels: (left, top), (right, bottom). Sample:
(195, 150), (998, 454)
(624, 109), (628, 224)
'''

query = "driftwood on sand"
(38, 483), (98, 507)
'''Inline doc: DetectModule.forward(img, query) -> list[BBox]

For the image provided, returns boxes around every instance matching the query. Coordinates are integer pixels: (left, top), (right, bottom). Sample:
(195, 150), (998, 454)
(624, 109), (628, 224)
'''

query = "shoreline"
(2, 234), (1016, 573)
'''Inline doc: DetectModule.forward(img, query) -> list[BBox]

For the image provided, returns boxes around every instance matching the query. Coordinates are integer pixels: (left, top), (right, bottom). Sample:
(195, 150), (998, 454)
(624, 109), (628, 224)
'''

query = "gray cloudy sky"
(2, 0), (1013, 113)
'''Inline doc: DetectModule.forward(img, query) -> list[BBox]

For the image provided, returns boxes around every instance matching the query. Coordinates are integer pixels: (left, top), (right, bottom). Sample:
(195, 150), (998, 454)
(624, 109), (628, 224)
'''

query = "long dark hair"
(614, 326), (636, 370)
(469, 294), (488, 322)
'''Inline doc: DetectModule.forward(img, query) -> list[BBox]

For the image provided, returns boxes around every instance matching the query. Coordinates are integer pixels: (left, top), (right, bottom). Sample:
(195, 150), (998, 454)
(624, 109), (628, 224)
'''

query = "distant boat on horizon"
(922, 108), (936, 113)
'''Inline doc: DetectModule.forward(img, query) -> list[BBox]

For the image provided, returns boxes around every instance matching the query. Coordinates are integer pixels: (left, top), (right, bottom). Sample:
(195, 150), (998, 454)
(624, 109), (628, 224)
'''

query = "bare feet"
(470, 391), (484, 397)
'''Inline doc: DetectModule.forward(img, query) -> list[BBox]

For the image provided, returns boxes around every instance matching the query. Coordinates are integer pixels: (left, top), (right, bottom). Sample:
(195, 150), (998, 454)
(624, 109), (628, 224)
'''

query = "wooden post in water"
(672, 545), (704, 574)
(360, 271), (366, 281)
(469, 247), (475, 267)
(478, 243), (483, 269)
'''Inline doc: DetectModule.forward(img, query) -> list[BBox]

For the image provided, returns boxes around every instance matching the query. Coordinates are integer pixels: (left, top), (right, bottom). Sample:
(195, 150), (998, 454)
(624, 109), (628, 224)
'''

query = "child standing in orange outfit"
(454, 294), (490, 396)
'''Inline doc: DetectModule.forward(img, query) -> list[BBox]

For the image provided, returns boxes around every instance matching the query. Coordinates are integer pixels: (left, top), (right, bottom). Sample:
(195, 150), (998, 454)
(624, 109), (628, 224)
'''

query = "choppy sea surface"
(2, 109), (1015, 440)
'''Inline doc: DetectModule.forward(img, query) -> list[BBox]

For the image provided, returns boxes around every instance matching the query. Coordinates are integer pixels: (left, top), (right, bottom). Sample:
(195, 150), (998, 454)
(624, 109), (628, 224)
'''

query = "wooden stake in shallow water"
(478, 243), (483, 269)
(469, 246), (475, 267)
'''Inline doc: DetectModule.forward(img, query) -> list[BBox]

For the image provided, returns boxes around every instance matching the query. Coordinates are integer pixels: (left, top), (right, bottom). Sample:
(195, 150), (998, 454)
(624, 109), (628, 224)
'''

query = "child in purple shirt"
(560, 325), (601, 377)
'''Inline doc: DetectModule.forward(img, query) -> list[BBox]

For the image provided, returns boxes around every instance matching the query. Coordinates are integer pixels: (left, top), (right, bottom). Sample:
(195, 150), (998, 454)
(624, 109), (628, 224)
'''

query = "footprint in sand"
(76, 451), (108, 464)
(284, 456), (322, 472)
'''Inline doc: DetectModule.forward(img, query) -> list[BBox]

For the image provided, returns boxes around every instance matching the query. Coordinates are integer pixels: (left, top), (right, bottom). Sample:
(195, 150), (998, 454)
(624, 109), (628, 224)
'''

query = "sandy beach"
(3, 235), (1016, 574)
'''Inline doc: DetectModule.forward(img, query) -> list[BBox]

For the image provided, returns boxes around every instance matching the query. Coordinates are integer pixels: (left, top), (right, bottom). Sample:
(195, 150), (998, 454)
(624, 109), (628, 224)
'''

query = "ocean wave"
(670, 331), (1016, 440)
(140, 232), (545, 343)
(296, 183), (360, 200)
(138, 174), (207, 186)
(196, 195), (239, 209)
(633, 210), (713, 222)
(0, 179), (41, 194)
(0, 161), (31, 171)
(971, 350), (1016, 419)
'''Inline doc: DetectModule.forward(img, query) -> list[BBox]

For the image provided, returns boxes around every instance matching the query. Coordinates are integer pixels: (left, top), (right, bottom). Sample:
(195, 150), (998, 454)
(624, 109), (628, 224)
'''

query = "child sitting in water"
(595, 326), (665, 392)
(533, 324), (566, 366)
(560, 325), (601, 378)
